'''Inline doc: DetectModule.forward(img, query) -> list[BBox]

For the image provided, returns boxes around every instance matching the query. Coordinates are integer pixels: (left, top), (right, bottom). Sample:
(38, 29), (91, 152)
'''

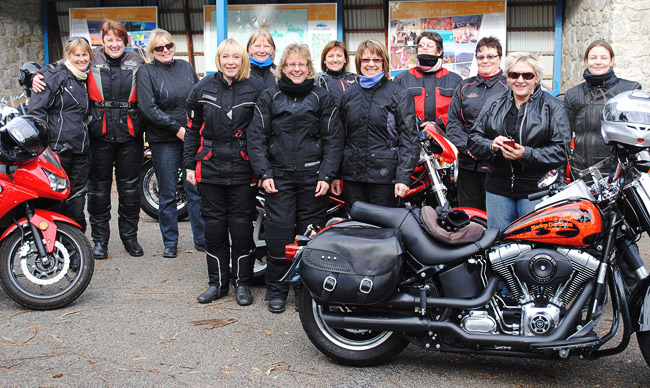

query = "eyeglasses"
(285, 62), (308, 69)
(418, 43), (438, 49)
(153, 42), (174, 53)
(67, 36), (90, 45)
(476, 54), (499, 61)
(361, 58), (382, 64)
(507, 72), (536, 80)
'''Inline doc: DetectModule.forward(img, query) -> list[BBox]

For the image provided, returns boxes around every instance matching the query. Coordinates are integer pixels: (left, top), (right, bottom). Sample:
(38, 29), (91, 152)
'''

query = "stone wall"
(0, 0), (43, 98)
(562, 0), (650, 92)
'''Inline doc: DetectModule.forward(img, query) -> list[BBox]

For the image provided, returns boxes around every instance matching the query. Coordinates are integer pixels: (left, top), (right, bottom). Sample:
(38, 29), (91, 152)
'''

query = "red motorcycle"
(0, 116), (93, 310)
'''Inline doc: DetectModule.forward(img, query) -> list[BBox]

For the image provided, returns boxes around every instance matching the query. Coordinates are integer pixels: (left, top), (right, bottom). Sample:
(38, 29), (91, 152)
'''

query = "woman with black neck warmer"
(248, 43), (344, 314)
(246, 29), (277, 90)
(333, 39), (419, 212)
(317, 41), (357, 105)
(393, 31), (461, 133)
(564, 40), (641, 175)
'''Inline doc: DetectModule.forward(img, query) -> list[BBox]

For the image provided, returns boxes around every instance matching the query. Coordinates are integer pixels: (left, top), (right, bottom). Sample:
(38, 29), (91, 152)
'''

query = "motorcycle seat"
(349, 202), (499, 265)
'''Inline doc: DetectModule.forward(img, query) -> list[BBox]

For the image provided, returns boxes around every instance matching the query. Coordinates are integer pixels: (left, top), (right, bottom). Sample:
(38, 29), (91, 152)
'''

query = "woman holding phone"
(468, 52), (569, 229)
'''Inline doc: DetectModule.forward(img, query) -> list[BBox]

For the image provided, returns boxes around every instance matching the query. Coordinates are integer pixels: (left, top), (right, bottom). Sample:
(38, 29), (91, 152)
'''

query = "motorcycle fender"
(454, 207), (487, 222)
(629, 276), (650, 332)
(0, 210), (81, 253)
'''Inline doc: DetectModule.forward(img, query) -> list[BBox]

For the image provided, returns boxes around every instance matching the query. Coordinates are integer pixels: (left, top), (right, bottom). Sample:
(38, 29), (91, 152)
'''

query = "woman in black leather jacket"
(185, 39), (264, 306)
(468, 52), (569, 229)
(564, 40), (641, 175)
(333, 39), (419, 210)
(248, 43), (344, 314)
(317, 40), (357, 105)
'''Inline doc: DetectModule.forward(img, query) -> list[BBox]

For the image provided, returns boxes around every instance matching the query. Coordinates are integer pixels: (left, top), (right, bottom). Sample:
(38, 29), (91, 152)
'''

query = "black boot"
(204, 250), (230, 300)
(197, 285), (228, 303)
(93, 241), (108, 260)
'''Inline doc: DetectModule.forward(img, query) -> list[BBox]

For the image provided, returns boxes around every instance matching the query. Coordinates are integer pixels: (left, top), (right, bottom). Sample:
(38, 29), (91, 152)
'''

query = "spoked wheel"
(297, 287), (409, 366)
(0, 222), (94, 310)
(140, 158), (189, 221)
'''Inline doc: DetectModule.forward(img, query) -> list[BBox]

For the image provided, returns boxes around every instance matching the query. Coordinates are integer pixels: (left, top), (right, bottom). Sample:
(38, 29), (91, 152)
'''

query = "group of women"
(26, 18), (640, 313)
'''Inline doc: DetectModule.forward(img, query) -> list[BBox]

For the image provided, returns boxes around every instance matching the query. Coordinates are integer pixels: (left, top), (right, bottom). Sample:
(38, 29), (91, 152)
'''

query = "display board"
(204, 4), (338, 74)
(69, 7), (158, 50)
(389, 1), (506, 78)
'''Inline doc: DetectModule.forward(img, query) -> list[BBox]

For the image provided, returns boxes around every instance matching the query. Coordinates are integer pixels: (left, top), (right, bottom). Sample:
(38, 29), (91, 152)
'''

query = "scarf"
(64, 60), (88, 81)
(583, 68), (616, 87)
(326, 67), (345, 77)
(478, 68), (503, 81)
(359, 72), (384, 89)
(416, 54), (443, 73)
(277, 72), (314, 97)
(250, 56), (273, 68)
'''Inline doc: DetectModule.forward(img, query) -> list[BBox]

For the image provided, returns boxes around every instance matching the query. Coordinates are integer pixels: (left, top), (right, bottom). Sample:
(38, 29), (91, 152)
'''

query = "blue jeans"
(486, 192), (540, 230)
(150, 141), (205, 247)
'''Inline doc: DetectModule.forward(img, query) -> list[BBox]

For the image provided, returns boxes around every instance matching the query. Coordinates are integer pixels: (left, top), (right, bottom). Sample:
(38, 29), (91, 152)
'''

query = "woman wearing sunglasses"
(333, 39), (419, 210)
(27, 37), (93, 233)
(447, 37), (509, 211)
(564, 40), (641, 177)
(468, 52), (570, 229)
(136, 29), (205, 259)
(248, 44), (344, 313)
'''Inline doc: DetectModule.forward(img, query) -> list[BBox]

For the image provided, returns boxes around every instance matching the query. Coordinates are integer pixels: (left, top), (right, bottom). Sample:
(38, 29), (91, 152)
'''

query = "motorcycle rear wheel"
(140, 158), (189, 221)
(0, 222), (94, 310)
(637, 331), (650, 368)
(297, 287), (409, 366)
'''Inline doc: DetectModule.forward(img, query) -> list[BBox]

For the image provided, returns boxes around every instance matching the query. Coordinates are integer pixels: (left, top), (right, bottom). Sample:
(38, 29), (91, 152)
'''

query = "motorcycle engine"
(488, 244), (600, 336)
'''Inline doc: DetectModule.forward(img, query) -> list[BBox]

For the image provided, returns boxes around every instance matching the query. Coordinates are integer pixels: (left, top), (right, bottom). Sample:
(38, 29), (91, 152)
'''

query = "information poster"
(204, 4), (338, 74)
(389, 1), (506, 78)
(69, 7), (158, 50)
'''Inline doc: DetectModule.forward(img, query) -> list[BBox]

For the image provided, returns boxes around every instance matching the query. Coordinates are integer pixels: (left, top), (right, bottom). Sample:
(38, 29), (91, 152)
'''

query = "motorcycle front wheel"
(140, 158), (189, 221)
(297, 287), (409, 367)
(0, 222), (94, 310)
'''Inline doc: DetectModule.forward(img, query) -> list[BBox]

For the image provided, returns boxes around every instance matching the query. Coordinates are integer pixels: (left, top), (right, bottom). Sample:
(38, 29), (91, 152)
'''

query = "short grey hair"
(505, 52), (543, 86)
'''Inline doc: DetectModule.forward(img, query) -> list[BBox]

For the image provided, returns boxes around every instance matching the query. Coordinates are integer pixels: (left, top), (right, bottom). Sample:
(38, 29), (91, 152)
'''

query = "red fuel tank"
(502, 200), (602, 247)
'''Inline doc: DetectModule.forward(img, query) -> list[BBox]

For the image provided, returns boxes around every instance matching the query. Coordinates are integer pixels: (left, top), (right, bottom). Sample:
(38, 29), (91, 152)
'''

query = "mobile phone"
(503, 139), (516, 148)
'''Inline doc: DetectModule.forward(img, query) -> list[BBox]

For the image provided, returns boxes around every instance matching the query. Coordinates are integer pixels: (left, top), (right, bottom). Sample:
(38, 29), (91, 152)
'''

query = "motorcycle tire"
(637, 331), (650, 368)
(297, 286), (409, 367)
(140, 158), (189, 221)
(252, 205), (267, 284)
(0, 222), (94, 310)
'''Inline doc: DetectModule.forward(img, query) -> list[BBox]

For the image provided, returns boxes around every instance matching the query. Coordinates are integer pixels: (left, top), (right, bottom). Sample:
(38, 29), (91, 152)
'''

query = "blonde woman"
(248, 43), (344, 313)
(137, 28), (205, 259)
(184, 39), (264, 306)
(27, 37), (93, 233)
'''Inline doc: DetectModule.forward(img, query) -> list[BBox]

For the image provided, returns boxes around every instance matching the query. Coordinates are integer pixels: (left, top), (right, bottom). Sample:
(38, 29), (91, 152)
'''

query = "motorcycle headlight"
(43, 169), (68, 192)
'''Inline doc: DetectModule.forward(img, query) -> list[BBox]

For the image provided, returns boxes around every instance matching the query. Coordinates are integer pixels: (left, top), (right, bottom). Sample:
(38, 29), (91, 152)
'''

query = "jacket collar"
(476, 69), (507, 87)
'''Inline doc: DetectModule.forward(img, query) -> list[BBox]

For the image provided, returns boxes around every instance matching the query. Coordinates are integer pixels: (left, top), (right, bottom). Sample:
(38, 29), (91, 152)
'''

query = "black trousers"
(342, 180), (398, 214)
(264, 171), (329, 300)
(457, 168), (487, 211)
(87, 137), (143, 243)
(51, 150), (89, 233)
(197, 182), (256, 289)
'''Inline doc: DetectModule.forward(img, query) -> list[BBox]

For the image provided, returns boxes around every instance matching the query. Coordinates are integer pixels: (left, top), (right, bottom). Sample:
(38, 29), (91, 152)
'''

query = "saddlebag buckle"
(359, 278), (373, 294)
(323, 276), (337, 292)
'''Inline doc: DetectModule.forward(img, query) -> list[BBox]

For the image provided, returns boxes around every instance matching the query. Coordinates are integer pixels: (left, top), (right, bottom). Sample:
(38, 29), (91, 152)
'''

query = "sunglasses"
(508, 72), (536, 80)
(67, 36), (90, 45)
(476, 54), (499, 61)
(153, 42), (174, 53)
(361, 58), (382, 64)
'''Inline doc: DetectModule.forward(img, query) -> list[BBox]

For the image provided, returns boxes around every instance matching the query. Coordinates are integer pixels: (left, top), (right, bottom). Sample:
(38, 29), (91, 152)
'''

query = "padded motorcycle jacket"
(249, 63), (277, 90)
(247, 83), (344, 183)
(564, 75), (640, 172)
(87, 49), (145, 142)
(184, 72), (264, 185)
(317, 70), (357, 105)
(137, 59), (199, 143)
(393, 67), (461, 130)
(339, 78), (419, 185)
(27, 64), (89, 153)
(468, 87), (570, 197)
(446, 72), (509, 171)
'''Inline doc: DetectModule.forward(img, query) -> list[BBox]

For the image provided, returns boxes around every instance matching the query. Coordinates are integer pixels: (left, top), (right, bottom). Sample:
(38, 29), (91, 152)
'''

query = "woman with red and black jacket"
(393, 31), (461, 133)
(447, 37), (509, 211)
(185, 39), (264, 306)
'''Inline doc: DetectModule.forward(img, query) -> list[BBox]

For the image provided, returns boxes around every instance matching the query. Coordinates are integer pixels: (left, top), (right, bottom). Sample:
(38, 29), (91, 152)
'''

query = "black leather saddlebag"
(299, 227), (403, 305)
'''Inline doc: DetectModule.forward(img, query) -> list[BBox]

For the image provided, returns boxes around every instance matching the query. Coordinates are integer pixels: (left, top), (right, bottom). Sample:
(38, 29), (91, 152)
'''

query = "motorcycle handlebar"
(528, 190), (549, 201)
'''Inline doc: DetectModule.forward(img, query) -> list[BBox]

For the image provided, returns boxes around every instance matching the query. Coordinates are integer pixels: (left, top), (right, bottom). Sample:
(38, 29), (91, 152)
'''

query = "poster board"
(69, 7), (158, 51)
(204, 4), (338, 74)
(388, 1), (506, 78)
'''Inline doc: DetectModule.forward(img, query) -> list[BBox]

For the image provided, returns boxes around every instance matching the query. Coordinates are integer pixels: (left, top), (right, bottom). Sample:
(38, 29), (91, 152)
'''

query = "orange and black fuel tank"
(501, 200), (602, 247)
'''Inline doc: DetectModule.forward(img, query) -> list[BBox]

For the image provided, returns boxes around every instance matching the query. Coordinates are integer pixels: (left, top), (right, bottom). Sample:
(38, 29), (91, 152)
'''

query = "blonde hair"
(355, 39), (389, 79)
(505, 52), (543, 86)
(146, 28), (174, 58)
(215, 38), (250, 81)
(64, 37), (93, 61)
(276, 43), (316, 82)
(246, 29), (276, 60)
